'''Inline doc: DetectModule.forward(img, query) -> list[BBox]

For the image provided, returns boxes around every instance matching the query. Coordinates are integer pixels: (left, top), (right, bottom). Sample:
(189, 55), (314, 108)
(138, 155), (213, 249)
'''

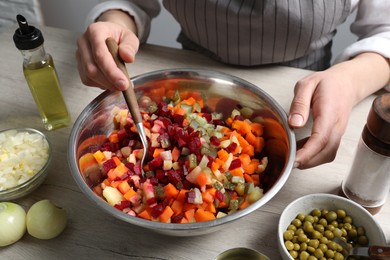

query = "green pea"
(318, 243), (328, 253)
(288, 224), (297, 231)
(325, 211), (338, 222)
(312, 230), (322, 239)
(318, 218), (327, 226)
(303, 221), (314, 233)
(305, 215), (315, 223)
(343, 216), (352, 224)
(300, 242), (308, 251)
(333, 228), (343, 238)
(348, 228), (358, 238)
(334, 252), (344, 260)
(297, 213), (306, 222)
(289, 250), (298, 259)
(298, 233), (309, 243)
(315, 224), (324, 233)
(285, 240), (294, 251)
(284, 230), (294, 241)
(336, 209), (346, 219)
(357, 235), (369, 246)
(292, 218), (303, 228)
(325, 249), (335, 258)
(308, 239), (319, 248)
(357, 227), (366, 236)
(314, 248), (324, 258)
(324, 230), (334, 240)
(311, 208), (322, 217)
(299, 251), (310, 260)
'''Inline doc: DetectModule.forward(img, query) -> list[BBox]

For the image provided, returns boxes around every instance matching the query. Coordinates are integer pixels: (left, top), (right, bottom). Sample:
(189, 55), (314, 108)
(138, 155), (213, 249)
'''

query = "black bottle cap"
(13, 14), (44, 50)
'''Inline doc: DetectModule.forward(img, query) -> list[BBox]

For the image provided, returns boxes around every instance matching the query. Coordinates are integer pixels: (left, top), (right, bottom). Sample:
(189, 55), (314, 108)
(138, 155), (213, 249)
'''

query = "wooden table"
(0, 26), (389, 260)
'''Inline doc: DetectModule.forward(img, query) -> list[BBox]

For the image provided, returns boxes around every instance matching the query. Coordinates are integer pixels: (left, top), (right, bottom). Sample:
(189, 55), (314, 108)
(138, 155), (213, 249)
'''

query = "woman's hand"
(76, 10), (139, 91)
(289, 53), (390, 169)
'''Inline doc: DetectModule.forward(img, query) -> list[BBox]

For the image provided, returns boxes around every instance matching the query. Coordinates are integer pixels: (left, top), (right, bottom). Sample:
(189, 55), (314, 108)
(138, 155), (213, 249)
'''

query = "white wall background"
(39, 0), (356, 63)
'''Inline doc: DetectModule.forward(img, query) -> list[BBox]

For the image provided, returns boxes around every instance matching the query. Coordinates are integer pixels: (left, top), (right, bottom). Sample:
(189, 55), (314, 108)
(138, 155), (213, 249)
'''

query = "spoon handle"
(105, 37), (142, 125)
(369, 245), (390, 259)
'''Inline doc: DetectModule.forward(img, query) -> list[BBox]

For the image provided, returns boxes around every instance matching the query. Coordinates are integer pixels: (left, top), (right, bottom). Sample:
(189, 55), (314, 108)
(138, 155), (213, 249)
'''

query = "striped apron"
(163, 0), (351, 70)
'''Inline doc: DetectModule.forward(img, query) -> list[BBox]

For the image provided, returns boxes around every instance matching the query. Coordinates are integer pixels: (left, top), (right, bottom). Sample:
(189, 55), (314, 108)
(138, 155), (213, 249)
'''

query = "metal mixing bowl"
(68, 69), (295, 236)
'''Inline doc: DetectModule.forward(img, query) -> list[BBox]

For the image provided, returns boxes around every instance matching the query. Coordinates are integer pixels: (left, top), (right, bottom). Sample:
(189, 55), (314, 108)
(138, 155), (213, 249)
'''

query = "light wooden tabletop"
(0, 26), (388, 260)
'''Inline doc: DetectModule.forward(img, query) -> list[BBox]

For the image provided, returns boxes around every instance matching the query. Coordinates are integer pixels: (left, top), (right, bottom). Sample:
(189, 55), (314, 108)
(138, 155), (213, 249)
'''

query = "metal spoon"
(333, 237), (390, 259)
(105, 37), (149, 176)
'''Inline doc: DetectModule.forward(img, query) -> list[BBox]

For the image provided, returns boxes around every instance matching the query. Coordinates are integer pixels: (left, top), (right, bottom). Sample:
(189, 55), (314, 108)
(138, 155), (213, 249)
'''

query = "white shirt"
(85, 0), (390, 66)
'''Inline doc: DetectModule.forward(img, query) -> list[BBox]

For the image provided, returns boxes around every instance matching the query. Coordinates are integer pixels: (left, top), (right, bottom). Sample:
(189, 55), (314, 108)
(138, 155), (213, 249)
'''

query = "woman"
(76, 0), (390, 169)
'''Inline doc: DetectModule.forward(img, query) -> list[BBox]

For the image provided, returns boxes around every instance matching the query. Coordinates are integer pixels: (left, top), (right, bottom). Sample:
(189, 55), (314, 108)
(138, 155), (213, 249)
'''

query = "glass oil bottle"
(13, 14), (70, 131)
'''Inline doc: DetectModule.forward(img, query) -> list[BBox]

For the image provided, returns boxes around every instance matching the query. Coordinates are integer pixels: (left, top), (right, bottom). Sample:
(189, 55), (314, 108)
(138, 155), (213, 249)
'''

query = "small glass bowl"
(0, 128), (51, 201)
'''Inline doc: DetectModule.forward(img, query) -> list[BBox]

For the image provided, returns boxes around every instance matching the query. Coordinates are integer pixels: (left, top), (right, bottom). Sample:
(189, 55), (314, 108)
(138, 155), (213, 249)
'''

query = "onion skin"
(0, 202), (27, 247)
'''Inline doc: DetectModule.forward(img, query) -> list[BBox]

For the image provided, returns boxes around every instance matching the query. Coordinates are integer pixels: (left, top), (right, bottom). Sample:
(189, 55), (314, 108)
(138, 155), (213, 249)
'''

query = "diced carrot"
(102, 178), (111, 187)
(230, 167), (244, 177)
(123, 187), (137, 201)
(251, 174), (260, 186)
(163, 183), (179, 199)
(211, 161), (220, 173)
(78, 153), (98, 174)
(159, 206), (174, 223)
(243, 159), (260, 175)
(206, 187), (217, 197)
(196, 172), (209, 187)
(110, 180), (121, 188)
(153, 148), (165, 158)
(170, 199), (184, 216)
(207, 202), (216, 213)
(225, 117), (233, 126)
(217, 149), (229, 161)
(112, 156), (121, 166)
(176, 189), (188, 202)
(183, 201), (198, 211)
(138, 208), (152, 220)
(250, 122), (264, 136)
(93, 150), (106, 163)
(118, 180), (131, 194)
(180, 96), (196, 106)
(241, 144), (254, 157)
(244, 173), (254, 183)
(239, 153), (251, 166)
(107, 169), (117, 181)
(239, 200), (250, 210)
(194, 208), (216, 222)
(171, 146), (181, 162)
(108, 132), (119, 143)
(179, 217), (189, 224)
(232, 120), (251, 135)
(184, 208), (196, 223)
(112, 163), (129, 178)
(201, 190), (214, 204)
(173, 106), (186, 116)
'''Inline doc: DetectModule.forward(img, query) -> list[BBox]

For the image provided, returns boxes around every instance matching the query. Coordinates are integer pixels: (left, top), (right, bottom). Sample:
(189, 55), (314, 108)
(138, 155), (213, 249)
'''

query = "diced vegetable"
(79, 90), (272, 223)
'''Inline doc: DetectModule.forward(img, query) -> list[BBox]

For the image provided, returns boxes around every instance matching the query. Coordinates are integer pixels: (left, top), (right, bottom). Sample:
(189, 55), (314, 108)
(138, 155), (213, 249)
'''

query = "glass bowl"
(0, 128), (51, 201)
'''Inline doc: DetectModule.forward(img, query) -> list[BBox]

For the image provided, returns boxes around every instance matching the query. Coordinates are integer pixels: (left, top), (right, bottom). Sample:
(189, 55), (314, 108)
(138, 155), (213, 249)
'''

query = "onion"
(0, 202), (26, 247)
(0, 130), (49, 190)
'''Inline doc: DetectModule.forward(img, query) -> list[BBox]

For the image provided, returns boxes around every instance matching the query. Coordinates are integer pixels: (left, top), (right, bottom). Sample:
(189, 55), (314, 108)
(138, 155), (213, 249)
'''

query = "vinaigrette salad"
(78, 91), (271, 223)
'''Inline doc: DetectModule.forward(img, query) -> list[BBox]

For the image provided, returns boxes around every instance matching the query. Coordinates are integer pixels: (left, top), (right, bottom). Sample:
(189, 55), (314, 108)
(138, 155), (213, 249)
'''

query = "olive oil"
(23, 54), (70, 130)
(13, 14), (70, 131)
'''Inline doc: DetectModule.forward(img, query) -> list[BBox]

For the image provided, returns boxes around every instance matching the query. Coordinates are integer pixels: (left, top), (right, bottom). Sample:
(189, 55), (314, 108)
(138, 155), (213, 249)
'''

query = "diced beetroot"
(148, 156), (163, 170)
(210, 136), (221, 146)
(215, 190), (224, 202)
(211, 119), (225, 126)
(155, 169), (165, 180)
(114, 200), (131, 211)
(185, 190), (196, 204)
(188, 137), (201, 153)
(172, 114), (185, 126)
(171, 212), (184, 223)
(151, 203), (164, 218)
(157, 102), (171, 117)
(117, 129), (127, 141)
(227, 142), (238, 153)
(102, 158), (117, 172)
(206, 155), (214, 167)
(157, 132), (171, 148)
(229, 158), (241, 170)
(159, 117), (172, 128)
(149, 177), (159, 186)
(100, 142), (119, 152)
(202, 113), (212, 122)
(167, 169), (182, 184)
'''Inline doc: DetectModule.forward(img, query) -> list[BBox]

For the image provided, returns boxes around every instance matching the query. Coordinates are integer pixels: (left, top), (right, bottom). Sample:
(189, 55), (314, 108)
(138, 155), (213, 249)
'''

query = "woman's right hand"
(76, 10), (140, 91)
